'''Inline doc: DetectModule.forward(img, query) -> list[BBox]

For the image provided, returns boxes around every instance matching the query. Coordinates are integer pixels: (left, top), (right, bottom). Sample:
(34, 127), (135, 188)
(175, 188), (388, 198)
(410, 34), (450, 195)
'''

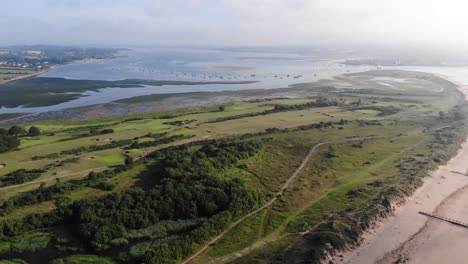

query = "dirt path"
(182, 136), (379, 264)
(0, 166), (108, 191)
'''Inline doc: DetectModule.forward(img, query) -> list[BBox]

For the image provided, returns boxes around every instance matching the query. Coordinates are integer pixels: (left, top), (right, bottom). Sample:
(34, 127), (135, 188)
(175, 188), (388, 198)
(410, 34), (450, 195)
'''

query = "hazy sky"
(2, 0), (468, 50)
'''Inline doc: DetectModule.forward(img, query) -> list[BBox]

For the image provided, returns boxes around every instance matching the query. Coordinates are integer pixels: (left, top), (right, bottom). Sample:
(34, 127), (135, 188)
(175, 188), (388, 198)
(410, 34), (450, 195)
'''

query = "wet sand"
(334, 85), (468, 264)
(379, 182), (468, 264)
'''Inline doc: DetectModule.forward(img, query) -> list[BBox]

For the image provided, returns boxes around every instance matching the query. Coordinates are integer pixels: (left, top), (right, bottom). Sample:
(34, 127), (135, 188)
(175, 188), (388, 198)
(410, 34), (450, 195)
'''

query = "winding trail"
(182, 136), (379, 264)
(0, 166), (108, 191)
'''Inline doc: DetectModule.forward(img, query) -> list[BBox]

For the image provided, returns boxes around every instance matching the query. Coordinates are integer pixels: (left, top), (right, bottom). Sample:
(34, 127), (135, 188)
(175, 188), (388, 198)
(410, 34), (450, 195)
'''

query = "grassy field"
(0, 70), (466, 263)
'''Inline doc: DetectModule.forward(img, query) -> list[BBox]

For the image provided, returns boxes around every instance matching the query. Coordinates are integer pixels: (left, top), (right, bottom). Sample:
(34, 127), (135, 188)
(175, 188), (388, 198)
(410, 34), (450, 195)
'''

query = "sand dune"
(333, 85), (468, 264)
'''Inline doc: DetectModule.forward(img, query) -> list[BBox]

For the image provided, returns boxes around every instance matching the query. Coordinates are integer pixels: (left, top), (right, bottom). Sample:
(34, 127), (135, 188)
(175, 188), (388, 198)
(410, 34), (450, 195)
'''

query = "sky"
(2, 0), (468, 52)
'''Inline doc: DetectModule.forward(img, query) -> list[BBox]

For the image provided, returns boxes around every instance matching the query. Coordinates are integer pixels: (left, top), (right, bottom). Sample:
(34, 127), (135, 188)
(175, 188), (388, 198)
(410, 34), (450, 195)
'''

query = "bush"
(100, 129), (114, 135)
(28, 126), (41, 136)
(0, 135), (20, 153)
(51, 255), (115, 264)
(7, 126), (22, 136)
(0, 260), (28, 264)
(9, 232), (50, 253)
(0, 169), (44, 187)
(124, 157), (134, 167)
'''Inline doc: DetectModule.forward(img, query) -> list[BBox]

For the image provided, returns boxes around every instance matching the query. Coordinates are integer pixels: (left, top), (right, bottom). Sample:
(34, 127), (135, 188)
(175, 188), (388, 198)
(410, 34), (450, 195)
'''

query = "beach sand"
(378, 182), (468, 264)
(333, 85), (468, 264)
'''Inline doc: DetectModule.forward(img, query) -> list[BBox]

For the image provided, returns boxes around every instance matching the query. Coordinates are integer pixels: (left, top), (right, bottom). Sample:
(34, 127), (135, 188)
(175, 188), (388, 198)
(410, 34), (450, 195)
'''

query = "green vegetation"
(0, 260), (27, 264)
(0, 77), (256, 107)
(27, 126), (40, 137)
(0, 135), (20, 154)
(0, 126), (22, 153)
(0, 169), (44, 187)
(0, 70), (466, 264)
(51, 255), (116, 264)
(0, 232), (50, 255)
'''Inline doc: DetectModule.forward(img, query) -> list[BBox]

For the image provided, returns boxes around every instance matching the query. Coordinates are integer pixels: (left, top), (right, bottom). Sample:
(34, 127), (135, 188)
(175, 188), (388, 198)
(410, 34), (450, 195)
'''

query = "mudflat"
(204, 65), (255, 71)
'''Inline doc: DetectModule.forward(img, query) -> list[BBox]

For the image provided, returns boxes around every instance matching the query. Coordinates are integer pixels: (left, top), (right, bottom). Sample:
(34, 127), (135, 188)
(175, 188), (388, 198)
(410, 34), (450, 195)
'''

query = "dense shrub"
(0, 135), (20, 153)
(0, 169), (44, 187)
(27, 126), (41, 136)
(70, 140), (265, 250)
(0, 139), (265, 263)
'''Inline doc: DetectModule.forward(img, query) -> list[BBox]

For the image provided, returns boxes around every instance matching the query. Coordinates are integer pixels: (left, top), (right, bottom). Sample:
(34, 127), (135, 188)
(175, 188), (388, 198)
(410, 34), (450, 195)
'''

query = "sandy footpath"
(333, 85), (468, 264)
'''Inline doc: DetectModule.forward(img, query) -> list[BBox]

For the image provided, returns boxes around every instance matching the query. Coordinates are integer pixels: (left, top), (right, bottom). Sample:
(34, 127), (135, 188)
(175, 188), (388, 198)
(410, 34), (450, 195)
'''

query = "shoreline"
(0, 64), (58, 84)
(0, 57), (105, 85)
(330, 83), (468, 264)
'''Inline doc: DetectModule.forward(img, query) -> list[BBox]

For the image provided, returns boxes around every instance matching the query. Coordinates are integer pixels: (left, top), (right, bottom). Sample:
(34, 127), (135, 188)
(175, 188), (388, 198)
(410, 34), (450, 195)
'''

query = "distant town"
(0, 45), (118, 83)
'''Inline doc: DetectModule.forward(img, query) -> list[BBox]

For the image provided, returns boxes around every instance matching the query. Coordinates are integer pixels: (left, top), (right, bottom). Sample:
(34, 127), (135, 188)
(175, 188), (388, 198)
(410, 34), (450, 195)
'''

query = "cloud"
(144, 0), (207, 17)
(0, 0), (468, 51)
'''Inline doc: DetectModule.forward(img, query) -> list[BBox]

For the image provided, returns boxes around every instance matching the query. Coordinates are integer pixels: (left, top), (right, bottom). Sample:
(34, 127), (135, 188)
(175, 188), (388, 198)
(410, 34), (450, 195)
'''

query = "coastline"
(330, 83), (468, 264)
(0, 57), (104, 85)
(0, 64), (58, 84)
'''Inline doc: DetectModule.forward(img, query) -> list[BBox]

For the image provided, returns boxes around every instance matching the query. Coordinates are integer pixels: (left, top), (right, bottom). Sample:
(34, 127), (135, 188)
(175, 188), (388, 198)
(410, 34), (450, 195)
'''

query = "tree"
(28, 126), (41, 136)
(218, 105), (225, 112)
(0, 135), (20, 153)
(124, 157), (134, 167)
(7, 126), (22, 136)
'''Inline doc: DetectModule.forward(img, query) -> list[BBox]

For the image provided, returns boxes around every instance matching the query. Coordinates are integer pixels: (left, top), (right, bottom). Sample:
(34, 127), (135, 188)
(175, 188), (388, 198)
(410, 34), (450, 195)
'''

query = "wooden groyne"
(419, 211), (468, 228)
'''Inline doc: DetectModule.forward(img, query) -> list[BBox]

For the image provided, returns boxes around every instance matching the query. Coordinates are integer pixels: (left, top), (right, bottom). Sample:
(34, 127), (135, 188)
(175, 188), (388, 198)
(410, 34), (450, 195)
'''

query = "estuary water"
(2, 47), (468, 114)
(0, 47), (373, 113)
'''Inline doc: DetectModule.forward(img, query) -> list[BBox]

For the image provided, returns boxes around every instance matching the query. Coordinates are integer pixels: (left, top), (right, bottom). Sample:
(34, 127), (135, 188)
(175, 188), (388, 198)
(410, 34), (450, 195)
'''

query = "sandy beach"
(333, 85), (468, 264)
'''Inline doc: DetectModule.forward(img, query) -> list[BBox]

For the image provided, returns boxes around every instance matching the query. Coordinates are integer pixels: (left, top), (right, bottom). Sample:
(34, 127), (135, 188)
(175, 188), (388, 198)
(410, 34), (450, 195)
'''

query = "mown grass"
(96, 153), (126, 164)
